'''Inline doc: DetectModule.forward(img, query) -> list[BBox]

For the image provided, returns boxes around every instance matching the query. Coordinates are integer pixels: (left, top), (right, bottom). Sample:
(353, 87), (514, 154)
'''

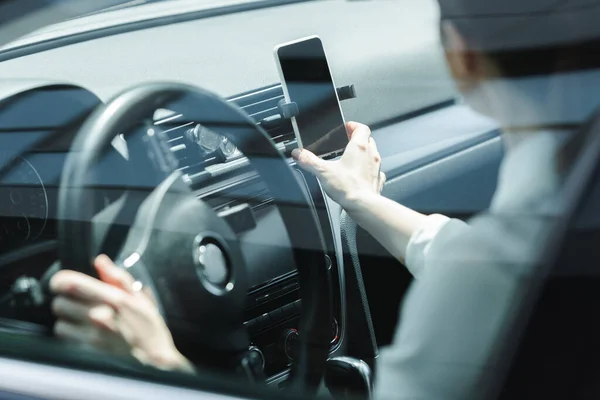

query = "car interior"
(0, 1), (598, 399)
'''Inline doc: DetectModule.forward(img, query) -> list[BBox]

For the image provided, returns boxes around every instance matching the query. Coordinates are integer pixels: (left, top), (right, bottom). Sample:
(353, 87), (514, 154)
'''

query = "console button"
(281, 303), (295, 318)
(247, 345), (265, 371)
(293, 299), (302, 312)
(244, 319), (257, 332)
(280, 329), (299, 361)
(269, 308), (283, 322)
(256, 313), (272, 328)
(217, 203), (256, 234)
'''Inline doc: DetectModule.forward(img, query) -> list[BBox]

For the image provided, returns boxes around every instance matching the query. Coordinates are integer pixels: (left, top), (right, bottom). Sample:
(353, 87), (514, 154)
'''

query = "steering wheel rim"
(57, 82), (333, 392)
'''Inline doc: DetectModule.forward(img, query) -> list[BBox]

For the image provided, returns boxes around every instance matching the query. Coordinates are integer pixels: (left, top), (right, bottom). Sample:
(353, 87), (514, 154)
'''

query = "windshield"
(0, 0), (304, 53)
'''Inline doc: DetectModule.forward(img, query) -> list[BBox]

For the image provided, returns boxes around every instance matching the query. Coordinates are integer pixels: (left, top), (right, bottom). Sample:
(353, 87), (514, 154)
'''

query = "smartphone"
(274, 36), (348, 158)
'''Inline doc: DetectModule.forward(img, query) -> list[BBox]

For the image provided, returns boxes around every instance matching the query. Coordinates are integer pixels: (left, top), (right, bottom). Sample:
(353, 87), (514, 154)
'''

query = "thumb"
(95, 254), (136, 294)
(291, 148), (326, 176)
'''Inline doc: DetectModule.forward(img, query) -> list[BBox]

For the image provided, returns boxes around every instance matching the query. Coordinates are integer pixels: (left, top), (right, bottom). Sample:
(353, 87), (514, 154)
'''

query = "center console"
(200, 169), (344, 382)
(243, 264), (340, 379)
(158, 82), (349, 382)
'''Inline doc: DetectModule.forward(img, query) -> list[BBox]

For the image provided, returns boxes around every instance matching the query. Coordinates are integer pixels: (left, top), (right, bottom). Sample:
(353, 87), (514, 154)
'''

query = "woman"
(50, 0), (600, 398)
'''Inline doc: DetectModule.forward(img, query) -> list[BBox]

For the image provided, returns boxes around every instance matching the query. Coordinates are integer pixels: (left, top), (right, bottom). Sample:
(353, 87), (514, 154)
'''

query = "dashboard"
(0, 79), (346, 382)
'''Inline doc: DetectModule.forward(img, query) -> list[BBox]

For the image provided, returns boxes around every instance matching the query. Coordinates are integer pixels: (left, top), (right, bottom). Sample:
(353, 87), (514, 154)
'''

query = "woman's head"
(437, 0), (600, 106)
(436, 0), (600, 171)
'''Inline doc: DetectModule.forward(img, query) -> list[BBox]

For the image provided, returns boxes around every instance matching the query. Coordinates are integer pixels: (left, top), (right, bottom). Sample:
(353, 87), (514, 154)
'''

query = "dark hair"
(443, 20), (600, 78)
(441, 21), (600, 173)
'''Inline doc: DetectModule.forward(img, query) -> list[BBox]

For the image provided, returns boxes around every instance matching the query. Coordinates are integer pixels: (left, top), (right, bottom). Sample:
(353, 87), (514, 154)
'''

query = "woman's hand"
(293, 121), (429, 266)
(50, 255), (194, 373)
(292, 121), (386, 212)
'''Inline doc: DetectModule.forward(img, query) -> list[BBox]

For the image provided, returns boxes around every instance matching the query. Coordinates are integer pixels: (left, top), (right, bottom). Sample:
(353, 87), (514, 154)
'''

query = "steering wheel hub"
(194, 236), (231, 290)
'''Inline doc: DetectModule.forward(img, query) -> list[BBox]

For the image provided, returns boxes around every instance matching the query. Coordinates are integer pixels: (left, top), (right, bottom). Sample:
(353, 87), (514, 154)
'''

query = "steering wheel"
(56, 83), (333, 392)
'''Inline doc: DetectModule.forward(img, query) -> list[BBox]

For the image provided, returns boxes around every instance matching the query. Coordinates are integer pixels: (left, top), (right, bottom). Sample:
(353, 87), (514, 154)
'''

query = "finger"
(346, 121), (368, 135)
(54, 320), (103, 346)
(52, 296), (94, 324)
(88, 304), (119, 333)
(50, 270), (127, 309)
(95, 254), (136, 294)
(378, 171), (387, 193)
(369, 137), (381, 164)
(52, 296), (119, 332)
(347, 122), (371, 147)
(54, 319), (85, 342)
(291, 148), (326, 176)
(345, 122), (356, 140)
(141, 287), (159, 307)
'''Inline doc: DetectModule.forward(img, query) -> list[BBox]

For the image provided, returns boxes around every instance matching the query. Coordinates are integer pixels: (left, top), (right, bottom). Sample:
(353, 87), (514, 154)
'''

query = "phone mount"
(275, 84), (357, 120)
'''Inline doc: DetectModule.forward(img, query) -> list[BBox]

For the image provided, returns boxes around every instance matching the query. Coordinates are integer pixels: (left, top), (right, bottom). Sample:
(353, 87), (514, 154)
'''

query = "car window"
(1, 1), (597, 400)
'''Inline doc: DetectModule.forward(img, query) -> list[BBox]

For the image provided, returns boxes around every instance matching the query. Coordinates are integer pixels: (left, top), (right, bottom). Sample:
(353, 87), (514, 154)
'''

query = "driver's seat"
(496, 111), (600, 399)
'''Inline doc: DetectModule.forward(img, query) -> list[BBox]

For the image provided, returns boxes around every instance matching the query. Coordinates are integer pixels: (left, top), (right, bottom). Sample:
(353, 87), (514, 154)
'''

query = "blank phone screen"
(278, 37), (347, 157)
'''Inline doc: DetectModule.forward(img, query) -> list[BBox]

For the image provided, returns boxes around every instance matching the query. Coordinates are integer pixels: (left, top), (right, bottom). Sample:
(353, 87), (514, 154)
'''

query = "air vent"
(153, 84), (295, 182)
(230, 84), (295, 143)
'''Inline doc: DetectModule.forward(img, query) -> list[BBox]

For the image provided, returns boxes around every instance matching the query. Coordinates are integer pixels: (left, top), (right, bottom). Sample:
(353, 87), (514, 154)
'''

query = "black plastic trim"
(370, 98), (456, 131)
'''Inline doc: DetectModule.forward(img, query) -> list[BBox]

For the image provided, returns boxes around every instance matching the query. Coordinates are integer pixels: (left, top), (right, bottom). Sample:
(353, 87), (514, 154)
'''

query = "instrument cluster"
(0, 154), (48, 251)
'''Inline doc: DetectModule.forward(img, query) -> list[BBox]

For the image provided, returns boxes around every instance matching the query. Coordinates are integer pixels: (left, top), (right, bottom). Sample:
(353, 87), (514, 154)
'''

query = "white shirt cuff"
(405, 214), (452, 278)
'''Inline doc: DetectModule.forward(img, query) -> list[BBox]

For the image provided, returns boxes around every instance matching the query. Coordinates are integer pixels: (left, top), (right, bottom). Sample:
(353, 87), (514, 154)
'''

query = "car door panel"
(375, 104), (502, 213)
(0, 356), (243, 400)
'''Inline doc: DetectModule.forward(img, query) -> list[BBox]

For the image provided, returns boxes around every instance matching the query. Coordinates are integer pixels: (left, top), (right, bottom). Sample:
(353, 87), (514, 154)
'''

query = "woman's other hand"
(50, 255), (194, 373)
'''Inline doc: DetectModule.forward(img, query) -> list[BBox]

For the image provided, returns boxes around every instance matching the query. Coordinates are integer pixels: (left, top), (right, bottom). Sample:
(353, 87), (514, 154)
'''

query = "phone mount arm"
(336, 84), (357, 102)
(277, 98), (300, 119)
(274, 84), (357, 120)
